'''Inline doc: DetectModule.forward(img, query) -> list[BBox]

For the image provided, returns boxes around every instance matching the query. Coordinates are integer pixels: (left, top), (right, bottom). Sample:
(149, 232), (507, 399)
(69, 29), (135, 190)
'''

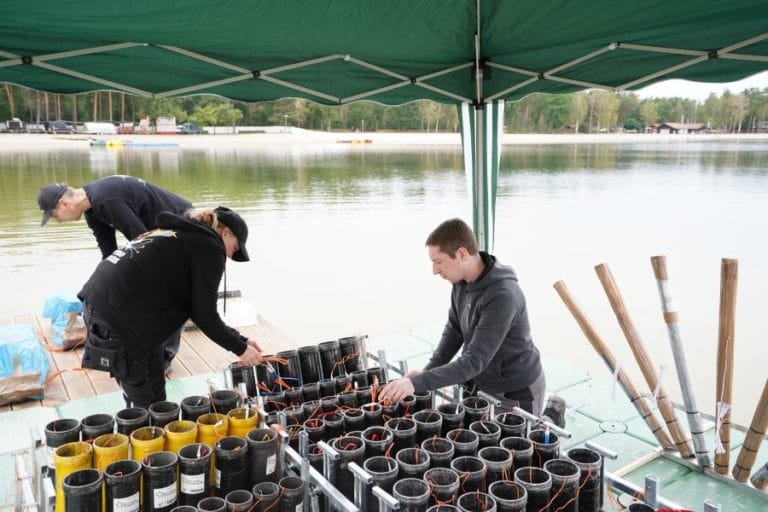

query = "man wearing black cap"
(77, 206), (262, 408)
(38, 175), (192, 373)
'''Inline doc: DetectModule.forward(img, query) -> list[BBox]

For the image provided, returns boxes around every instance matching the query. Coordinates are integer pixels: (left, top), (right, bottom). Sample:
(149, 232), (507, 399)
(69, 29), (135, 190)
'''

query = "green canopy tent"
(2, 0), (767, 249)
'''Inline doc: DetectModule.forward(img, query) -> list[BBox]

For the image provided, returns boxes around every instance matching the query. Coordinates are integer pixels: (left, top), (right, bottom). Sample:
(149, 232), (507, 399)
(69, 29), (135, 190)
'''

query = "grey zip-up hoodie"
(410, 252), (542, 394)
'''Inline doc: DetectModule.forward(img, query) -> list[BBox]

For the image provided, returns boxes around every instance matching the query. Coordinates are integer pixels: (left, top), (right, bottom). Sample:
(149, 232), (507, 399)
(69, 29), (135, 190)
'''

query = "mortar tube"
(303, 400), (322, 419)
(423, 467), (460, 505)
(346, 430), (363, 438)
(493, 413), (527, 439)
(195, 413), (228, 450)
(308, 443), (325, 472)
(457, 492), (496, 512)
(334, 375), (350, 393)
(356, 386), (373, 406)
(343, 408), (366, 432)
(227, 407), (259, 438)
(543, 459), (581, 512)
(149, 401), (181, 429)
(393, 477), (431, 512)
(116, 407), (150, 435)
(93, 433), (130, 471)
(286, 424), (304, 451)
(513, 467), (551, 512)
(462, 397), (490, 427)
(131, 426), (166, 462)
(211, 390), (241, 415)
(246, 428), (279, 486)
(225, 490), (254, 512)
(413, 410), (443, 444)
(318, 378), (336, 397)
(263, 392), (286, 414)
(387, 417), (418, 455)
(45, 418), (81, 452)
(363, 402), (384, 427)
(63, 468), (103, 512)
(469, 421), (501, 448)
(450, 456), (487, 493)
(367, 366), (386, 385)
(393, 447), (429, 479)
(197, 496), (227, 512)
(275, 349), (304, 384)
(338, 390), (358, 408)
(364, 456), (399, 512)
(413, 391), (433, 412)
(362, 426), (394, 458)
(446, 429), (480, 458)
(421, 437), (455, 469)
(214, 436), (248, 496)
(278, 475), (306, 512)
(284, 387), (304, 407)
(104, 459), (141, 512)
(331, 436), (366, 501)
(256, 363), (278, 396)
(338, 336), (363, 373)
(284, 405), (305, 425)
(81, 413), (115, 442)
(164, 421), (198, 454)
(298, 345), (323, 384)
(302, 382), (321, 402)
(381, 402), (400, 420)
(180, 396), (210, 422)
(528, 430), (560, 468)
(323, 412), (344, 440)
(499, 437), (533, 474)
(303, 417), (326, 442)
(426, 506), (460, 512)
(488, 481), (527, 512)
(320, 395), (340, 412)
(178, 443), (212, 507)
(437, 404), (466, 436)
(170, 507), (197, 512)
(478, 447), (513, 484)
(252, 481), (281, 512)
(627, 503), (656, 512)
(398, 395), (417, 417)
(565, 447), (602, 512)
(142, 450), (179, 512)
(318, 341), (343, 379)
(350, 370), (369, 388)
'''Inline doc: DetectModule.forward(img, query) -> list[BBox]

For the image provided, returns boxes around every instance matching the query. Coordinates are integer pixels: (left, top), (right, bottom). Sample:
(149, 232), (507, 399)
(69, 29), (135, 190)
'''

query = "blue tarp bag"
(42, 290), (83, 348)
(0, 324), (50, 403)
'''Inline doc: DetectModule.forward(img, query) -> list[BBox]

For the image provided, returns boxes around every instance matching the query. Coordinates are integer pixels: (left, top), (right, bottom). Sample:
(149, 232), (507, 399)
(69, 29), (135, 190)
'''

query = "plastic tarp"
(41, 290), (84, 348)
(0, 324), (49, 404)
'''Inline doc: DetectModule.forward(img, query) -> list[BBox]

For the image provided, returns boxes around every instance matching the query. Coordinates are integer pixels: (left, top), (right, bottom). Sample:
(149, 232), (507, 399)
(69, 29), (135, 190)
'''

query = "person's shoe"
(542, 396), (566, 428)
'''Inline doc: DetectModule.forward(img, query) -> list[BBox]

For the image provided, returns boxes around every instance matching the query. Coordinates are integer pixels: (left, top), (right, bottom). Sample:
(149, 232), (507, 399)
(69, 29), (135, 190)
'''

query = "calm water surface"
(1, 140), (766, 423)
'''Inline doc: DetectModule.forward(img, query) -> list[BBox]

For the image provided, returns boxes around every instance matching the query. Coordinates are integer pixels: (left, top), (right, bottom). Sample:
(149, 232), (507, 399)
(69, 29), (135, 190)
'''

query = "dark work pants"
(82, 302), (167, 409)
(488, 370), (546, 417)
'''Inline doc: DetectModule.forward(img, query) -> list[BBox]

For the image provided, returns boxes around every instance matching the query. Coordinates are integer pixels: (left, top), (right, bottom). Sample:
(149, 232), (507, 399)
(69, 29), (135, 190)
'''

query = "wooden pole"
(715, 258), (737, 474)
(651, 255), (711, 467)
(595, 263), (694, 458)
(554, 280), (673, 449)
(732, 379), (768, 481)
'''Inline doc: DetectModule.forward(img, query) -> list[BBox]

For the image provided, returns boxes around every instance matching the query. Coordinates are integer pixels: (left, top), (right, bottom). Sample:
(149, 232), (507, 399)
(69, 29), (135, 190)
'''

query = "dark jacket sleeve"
(98, 201), (150, 241)
(188, 244), (248, 355)
(411, 288), (516, 392)
(85, 213), (118, 259)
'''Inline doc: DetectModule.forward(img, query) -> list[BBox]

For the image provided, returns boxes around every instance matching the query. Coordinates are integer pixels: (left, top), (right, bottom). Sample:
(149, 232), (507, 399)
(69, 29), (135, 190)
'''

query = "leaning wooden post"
(715, 258), (738, 474)
(554, 280), (673, 449)
(732, 379), (768, 481)
(651, 255), (711, 467)
(595, 263), (694, 458)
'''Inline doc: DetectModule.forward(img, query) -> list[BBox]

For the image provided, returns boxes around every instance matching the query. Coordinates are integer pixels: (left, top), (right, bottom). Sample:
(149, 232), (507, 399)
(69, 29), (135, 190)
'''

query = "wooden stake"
(554, 280), (673, 449)
(651, 255), (711, 467)
(595, 263), (694, 458)
(732, 379), (768, 481)
(715, 258), (738, 474)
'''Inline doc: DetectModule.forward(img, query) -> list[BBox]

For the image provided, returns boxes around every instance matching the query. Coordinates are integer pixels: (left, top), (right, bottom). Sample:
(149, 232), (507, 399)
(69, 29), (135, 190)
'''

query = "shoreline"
(1, 130), (767, 152)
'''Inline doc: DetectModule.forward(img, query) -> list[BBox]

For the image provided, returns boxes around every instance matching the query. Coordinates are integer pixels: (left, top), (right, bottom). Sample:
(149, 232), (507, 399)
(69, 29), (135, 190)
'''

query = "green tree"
(639, 101), (659, 126)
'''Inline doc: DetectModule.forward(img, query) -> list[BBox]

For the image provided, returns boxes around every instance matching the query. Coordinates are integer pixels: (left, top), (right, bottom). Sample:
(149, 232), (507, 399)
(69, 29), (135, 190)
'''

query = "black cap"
(38, 184), (68, 226)
(214, 206), (249, 262)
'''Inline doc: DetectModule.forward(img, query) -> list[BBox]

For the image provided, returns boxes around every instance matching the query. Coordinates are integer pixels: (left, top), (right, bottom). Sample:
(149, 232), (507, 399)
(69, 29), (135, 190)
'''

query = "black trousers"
(82, 301), (167, 409)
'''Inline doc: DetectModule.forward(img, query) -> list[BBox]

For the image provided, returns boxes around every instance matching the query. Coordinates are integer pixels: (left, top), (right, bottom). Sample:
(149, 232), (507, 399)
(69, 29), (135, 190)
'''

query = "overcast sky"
(634, 70), (768, 101)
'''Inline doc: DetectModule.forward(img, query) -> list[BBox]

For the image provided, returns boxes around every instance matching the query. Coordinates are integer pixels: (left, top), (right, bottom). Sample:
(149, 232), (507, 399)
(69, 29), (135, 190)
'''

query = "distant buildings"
(649, 122), (706, 134)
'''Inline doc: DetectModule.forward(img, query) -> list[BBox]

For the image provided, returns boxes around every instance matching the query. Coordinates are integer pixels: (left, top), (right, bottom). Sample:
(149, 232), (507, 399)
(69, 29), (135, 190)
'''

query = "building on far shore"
(650, 122), (706, 134)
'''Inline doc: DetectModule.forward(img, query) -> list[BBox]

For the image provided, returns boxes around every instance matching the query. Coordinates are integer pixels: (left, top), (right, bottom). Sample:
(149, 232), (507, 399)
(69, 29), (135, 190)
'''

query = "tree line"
(2, 83), (767, 133)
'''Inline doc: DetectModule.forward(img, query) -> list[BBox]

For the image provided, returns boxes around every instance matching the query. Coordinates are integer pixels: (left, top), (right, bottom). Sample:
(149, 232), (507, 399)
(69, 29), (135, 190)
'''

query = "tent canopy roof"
(2, 1), (767, 105)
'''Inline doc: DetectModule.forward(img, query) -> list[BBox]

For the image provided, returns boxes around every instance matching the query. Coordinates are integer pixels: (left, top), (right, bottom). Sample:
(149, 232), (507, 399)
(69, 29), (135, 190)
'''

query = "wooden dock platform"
(0, 310), (299, 413)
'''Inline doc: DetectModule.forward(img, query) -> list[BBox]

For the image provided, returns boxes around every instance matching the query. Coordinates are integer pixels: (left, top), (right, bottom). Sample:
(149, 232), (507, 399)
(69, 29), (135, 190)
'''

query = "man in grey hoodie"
(380, 218), (548, 417)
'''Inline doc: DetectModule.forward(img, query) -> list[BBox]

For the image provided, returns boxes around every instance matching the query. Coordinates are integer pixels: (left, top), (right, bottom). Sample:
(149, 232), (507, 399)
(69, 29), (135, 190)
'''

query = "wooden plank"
(173, 338), (215, 375)
(181, 329), (236, 370)
(32, 315), (70, 408)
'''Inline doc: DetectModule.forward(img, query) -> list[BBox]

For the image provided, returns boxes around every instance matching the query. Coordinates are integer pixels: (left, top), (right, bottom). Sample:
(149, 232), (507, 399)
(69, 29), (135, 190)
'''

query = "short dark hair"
(425, 218), (478, 257)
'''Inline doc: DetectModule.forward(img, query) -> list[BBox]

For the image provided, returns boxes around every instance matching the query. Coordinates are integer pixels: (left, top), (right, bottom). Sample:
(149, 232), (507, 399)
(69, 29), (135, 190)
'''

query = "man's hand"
(238, 343), (262, 366)
(379, 378), (415, 403)
(246, 338), (263, 352)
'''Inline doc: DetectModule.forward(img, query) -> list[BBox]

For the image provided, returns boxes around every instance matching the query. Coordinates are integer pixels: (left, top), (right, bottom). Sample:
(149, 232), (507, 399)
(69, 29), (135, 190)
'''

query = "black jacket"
(410, 252), (542, 394)
(78, 212), (248, 360)
(83, 175), (192, 259)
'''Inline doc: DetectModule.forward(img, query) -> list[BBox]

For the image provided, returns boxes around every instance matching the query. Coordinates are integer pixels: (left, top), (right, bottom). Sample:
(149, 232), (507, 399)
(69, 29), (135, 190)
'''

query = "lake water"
(1, 139), (766, 423)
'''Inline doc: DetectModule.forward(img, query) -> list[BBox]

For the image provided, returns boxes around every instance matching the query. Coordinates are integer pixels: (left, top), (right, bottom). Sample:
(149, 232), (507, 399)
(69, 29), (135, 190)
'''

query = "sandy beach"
(2, 129), (768, 152)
